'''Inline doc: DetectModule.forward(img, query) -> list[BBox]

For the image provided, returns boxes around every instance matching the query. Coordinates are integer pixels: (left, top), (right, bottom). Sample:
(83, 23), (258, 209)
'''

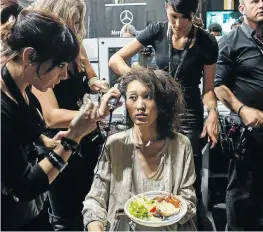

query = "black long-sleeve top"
(1, 84), (49, 229)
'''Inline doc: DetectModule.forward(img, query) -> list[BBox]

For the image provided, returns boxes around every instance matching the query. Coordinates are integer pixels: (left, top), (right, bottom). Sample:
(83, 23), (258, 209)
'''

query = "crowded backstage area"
(1, 0), (263, 231)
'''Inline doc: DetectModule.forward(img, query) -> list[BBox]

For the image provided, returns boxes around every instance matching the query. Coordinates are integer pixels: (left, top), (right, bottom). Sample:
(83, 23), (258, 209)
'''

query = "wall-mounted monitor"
(206, 10), (242, 35)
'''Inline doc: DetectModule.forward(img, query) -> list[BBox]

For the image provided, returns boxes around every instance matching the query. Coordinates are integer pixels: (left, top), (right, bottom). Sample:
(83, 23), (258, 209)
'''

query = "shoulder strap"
(168, 25), (195, 78)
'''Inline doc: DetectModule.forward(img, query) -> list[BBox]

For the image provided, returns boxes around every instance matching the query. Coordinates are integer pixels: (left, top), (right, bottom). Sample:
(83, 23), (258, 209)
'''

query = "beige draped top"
(82, 129), (197, 231)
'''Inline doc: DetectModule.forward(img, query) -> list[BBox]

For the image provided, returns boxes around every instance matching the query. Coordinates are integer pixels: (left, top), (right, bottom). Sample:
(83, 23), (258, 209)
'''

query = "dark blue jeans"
(226, 116), (263, 231)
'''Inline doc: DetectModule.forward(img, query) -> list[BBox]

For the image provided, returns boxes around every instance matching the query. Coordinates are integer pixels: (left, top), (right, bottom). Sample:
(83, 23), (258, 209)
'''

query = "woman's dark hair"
(165, 0), (199, 19)
(1, 0), (23, 24)
(1, 9), (80, 76)
(119, 68), (185, 139)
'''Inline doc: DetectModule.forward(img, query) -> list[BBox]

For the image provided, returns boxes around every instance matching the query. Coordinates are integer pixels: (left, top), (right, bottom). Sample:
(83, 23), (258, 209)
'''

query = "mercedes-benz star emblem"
(120, 10), (133, 25)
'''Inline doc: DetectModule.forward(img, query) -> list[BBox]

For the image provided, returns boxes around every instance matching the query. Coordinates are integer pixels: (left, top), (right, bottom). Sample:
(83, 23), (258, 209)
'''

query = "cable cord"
(93, 109), (114, 176)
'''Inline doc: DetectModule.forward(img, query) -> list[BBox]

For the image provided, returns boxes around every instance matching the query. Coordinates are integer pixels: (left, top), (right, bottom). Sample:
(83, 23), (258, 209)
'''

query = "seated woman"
(83, 68), (196, 231)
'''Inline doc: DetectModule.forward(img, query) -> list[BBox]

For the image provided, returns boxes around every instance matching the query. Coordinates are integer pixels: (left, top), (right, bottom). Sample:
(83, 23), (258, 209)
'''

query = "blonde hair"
(29, 0), (86, 69)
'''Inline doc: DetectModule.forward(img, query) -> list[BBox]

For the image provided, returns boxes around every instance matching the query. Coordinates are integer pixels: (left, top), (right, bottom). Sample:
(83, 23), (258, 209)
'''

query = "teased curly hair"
(119, 68), (185, 139)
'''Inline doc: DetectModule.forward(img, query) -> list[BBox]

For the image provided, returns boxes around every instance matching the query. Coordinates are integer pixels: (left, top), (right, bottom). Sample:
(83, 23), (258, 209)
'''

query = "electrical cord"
(93, 108), (114, 176)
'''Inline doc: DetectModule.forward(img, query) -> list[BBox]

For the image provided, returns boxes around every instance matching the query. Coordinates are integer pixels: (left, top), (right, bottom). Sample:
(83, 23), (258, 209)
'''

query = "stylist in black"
(1, 7), (121, 231)
(109, 0), (219, 229)
(30, 0), (109, 230)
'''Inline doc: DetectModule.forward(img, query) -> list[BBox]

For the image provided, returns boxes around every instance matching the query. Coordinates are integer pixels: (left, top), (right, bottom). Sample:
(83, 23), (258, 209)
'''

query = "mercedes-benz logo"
(120, 10), (133, 24)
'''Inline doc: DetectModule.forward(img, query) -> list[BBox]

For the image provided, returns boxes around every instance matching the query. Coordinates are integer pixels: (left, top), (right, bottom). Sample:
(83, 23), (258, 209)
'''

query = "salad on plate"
(128, 194), (181, 222)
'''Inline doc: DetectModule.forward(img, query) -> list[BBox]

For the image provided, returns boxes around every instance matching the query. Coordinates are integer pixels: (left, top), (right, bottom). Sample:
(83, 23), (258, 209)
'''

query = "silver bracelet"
(207, 106), (218, 114)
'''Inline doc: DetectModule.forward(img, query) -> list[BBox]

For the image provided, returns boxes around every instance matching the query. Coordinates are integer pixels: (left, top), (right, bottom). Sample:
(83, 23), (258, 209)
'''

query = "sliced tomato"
(149, 206), (157, 213)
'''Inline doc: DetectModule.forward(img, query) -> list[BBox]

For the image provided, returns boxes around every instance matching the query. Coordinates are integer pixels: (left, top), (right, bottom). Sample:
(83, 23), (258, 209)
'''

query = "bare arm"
(81, 45), (108, 91)
(215, 85), (263, 126)
(32, 86), (121, 129)
(202, 64), (217, 109)
(214, 85), (243, 113)
(109, 38), (145, 75)
(201, 64), (219, 148)
(32, 87), (78, 128)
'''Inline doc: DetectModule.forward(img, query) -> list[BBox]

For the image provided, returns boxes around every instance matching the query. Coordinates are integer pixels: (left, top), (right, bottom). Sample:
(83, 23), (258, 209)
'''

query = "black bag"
(218, 115), (253, 160)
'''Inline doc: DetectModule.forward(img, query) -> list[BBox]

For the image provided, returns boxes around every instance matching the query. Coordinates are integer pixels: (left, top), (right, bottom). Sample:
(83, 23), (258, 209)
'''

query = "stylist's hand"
(65, 98), (98, 143)
(97, 87), (122, 118)
(90, 79), (109, 93)
(201, 110), (219, 149)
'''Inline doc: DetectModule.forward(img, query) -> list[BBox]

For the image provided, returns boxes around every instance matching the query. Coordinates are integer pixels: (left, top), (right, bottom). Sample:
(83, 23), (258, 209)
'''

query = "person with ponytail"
(109, 0), (219, 230)
(0, 8), (120, 230)
(0, 0), (22, 26)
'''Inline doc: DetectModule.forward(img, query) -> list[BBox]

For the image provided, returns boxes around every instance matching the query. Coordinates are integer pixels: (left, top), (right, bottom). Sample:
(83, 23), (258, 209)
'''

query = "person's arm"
(32, 86), (121, 129)
(200, 33), (219, 148)
(32, 87), (78, 128)
(215, 85), (263, 126)
(214, 35), (263, 126)
(82, 143), (111, 231)
(109, 22), (161, 75)
(108, 39), (144, 75)
(1, 100), (97, 201)
(177, 141), (196, 225)
(201, 64), (219, 148)
(80, 45), (108, 92)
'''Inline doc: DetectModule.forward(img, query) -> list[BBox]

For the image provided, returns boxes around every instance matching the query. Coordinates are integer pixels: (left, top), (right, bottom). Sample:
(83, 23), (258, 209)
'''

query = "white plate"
(124, 191), (187, 227)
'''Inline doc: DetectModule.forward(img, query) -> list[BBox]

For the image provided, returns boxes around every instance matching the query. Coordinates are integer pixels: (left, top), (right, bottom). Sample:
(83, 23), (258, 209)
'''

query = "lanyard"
(168, 25), (195, 78)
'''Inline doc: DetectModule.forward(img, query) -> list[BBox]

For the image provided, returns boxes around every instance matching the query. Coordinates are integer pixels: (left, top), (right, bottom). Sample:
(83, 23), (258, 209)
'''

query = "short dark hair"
(208, 23), (222, 33)
(1, 9), (79, 76)
(166, 0), (199, 19)
(119, 68), (185, 139)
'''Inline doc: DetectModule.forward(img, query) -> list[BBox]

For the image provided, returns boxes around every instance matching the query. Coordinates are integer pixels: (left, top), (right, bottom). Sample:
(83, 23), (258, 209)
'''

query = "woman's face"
(166, 5), (191, 32)
(126, 80), (158, 129)
(31, 60), (68, 92)
(71, 9), (81, 35)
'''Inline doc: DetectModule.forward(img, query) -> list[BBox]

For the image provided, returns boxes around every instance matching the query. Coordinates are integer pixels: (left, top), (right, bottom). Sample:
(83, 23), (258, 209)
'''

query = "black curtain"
(87, 0), (113, 38)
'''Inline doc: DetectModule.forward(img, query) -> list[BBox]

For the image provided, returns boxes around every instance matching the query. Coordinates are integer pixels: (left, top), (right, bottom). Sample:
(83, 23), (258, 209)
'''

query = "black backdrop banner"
(105, 3), (147, 37)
